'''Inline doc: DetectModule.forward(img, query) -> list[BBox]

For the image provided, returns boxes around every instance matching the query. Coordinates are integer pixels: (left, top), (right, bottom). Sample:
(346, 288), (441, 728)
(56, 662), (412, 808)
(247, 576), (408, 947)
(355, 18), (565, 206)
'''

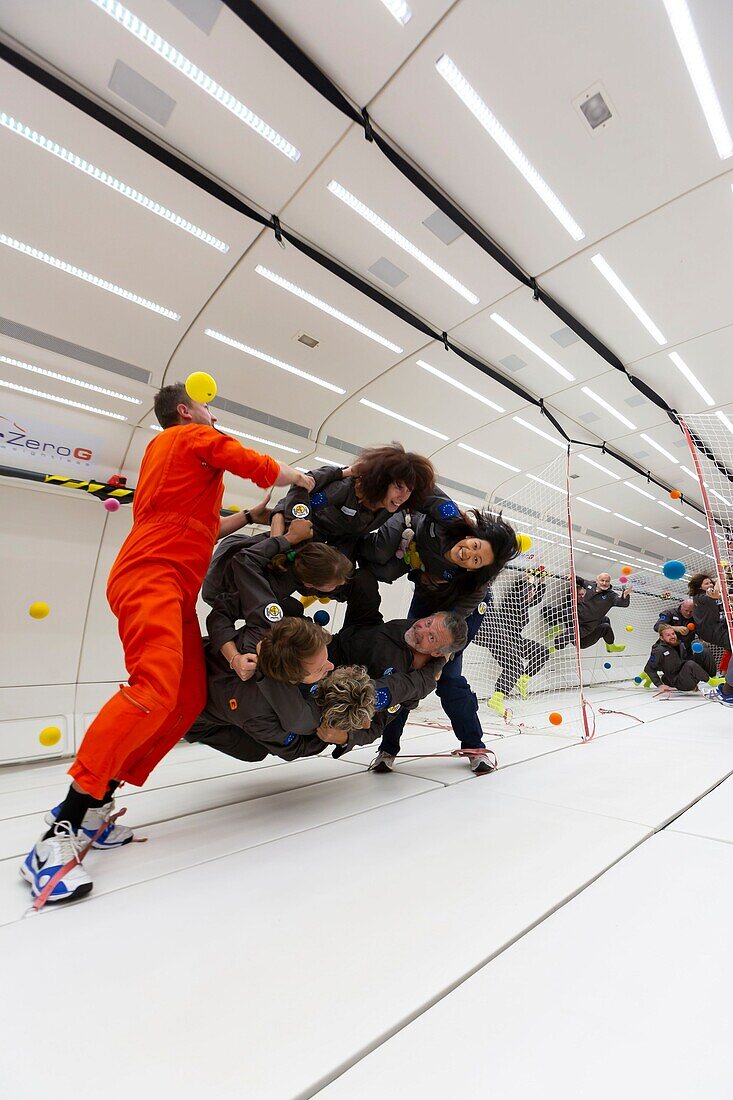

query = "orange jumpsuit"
(70, 424), (280, 799)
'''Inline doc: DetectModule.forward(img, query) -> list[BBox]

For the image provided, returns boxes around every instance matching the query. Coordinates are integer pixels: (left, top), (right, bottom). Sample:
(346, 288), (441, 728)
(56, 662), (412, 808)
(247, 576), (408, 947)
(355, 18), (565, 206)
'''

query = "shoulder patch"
(383, 667), (395, 677)
(309, 683), (319, 695)
(439, 499), (460, 519)
(374, 687), (391, 711)
(310, 492), (327, 509)
(264, 602), (284, 623)
(478, 601), (488, 615)
(387, 703), (401, 714)
(292, 503), (310, 518)
(283, 732), (296, 746)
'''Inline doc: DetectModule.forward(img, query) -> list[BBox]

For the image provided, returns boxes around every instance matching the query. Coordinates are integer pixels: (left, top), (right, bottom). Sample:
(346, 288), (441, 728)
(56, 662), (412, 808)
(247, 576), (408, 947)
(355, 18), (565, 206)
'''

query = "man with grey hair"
(556, 571), (631, 654)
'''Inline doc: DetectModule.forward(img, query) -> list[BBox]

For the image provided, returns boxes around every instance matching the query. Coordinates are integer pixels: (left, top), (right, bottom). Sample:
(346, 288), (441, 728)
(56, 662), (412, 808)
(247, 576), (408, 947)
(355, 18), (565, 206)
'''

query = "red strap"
(31, 808), (126, 912)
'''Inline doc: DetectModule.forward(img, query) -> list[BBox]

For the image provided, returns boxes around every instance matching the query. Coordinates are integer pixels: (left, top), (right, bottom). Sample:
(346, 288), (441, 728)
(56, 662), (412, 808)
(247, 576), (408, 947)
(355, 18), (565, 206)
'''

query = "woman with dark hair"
(688, 573), (731, 655)
(185, 616), (442, 763)
(269, 443), (436, 560)
(360, 489), (518, 774)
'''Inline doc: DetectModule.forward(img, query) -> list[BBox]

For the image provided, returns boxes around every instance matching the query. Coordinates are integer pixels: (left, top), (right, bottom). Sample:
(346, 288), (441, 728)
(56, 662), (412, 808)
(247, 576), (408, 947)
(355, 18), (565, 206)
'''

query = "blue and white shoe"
(20, 823), (93, 903)
(45, 800), (133, 849)
(713, 687), (733, 708)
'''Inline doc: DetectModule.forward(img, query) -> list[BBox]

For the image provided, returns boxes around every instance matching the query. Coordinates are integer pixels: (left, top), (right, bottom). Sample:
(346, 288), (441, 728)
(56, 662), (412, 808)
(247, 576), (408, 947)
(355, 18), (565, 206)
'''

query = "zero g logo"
(265, 603), (284, 623)
(292, 503), (310, 519)
(478, 601), (488, 615)
(0, 415), (93, 462)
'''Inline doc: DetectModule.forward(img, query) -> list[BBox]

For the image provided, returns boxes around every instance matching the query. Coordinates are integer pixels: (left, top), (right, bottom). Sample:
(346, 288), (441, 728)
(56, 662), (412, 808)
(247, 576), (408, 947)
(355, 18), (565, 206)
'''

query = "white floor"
(1, 685), (732, 1099)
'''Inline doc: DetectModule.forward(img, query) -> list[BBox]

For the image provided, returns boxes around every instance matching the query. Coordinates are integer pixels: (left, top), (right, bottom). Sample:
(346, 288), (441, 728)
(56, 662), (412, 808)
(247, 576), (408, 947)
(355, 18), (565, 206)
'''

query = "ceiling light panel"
(639, 432), (679, 463)
(457, 442), (520, 473)
(490, 314), (574, 382)
(435, 55), (584, 241)
(0, 233), (179, 319)
(575, 496), (611, 513)
(328, 181), (479, 304)
(90, 0), (301, 161)
(591, 255), (667, 345)
(526, 474), (564, 494)
(0, 112), (229, 251)
(624, 481), (656, 500)
(0, 376), (127, 420)
(379, 0), (412, 25)
(0, 354), (141, 403)
(416, 360), (504, 412)
(668, 351), (714, 407)
(580, 387), (636, 430)
(204, 329), (345, 394)
(218, 424), (300, 453)
(359, 398), (449, 440)
(662, 0), (733, 159)
(512, 416), (566, 450)
(576, 453), (621, 479)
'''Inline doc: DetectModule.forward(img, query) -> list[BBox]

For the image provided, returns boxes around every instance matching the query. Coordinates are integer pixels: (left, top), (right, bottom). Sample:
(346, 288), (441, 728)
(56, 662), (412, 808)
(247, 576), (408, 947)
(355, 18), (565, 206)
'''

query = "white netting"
(679, 413), (733, 648)
(464, 454), (591, 739)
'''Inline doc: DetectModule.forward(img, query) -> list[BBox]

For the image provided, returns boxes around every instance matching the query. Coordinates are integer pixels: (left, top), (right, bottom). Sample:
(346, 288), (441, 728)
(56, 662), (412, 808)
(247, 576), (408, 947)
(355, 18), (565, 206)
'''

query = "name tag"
(341, 506), (357, 517)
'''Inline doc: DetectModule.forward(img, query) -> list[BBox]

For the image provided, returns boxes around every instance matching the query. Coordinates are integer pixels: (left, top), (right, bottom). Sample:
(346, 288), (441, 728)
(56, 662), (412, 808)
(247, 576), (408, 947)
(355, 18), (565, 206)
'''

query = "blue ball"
(633, 676), (643, 684)
(603, 661), (611, 669)
(313, 609), (330, 626)
(662, 559), (686, 581)
(691, 640), (704, 653)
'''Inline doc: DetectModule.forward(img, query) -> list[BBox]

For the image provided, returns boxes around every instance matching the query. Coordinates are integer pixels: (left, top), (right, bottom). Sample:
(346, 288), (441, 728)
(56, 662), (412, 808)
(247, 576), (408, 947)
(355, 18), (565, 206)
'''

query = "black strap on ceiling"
(0, 40), (711, 516)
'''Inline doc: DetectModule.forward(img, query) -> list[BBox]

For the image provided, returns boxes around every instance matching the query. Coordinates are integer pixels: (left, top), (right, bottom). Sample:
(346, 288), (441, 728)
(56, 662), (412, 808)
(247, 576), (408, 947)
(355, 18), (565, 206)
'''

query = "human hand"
(249, 489), (273, 525)
(287, 517), (314, 544)
(295, 472), (316, 492)
(654, 683), (675, 697)
(230, 653), (258, 681)
(316, 723), (348, 745)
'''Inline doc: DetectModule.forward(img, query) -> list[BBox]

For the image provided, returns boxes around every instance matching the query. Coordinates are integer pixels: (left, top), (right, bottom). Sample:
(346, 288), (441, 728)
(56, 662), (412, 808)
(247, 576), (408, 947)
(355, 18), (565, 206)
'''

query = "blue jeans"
(379, 590), (487, 754)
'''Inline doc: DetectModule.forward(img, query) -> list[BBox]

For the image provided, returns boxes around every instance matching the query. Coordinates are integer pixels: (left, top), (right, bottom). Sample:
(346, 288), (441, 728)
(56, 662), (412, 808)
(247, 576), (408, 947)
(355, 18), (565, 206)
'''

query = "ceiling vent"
(624, 394), (646, 407)
(499, 354), (526, 373)
(168, 0), (222, 35)
(369, 257), (408, 288)
(0, 315), (150, 383)
(574, 84), (615, 134)
(295, 332), (319, 349)
(422, 208), (463, 245)
(550, 326), (579, 348)
(108, 61), (176, 126)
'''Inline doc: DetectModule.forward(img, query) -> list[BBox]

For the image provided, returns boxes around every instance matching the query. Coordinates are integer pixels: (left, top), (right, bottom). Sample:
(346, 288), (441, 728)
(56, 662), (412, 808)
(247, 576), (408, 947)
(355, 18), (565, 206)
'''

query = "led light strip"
(591, 255), (666, 345)
(218, 424), (300, 453)
(624, 481), (656, 501)
(328, 181), (479, 304)
(575, 495), (611, 513)
(255, 266), (403, 354)
(577, 452), (621, 479)
(379, 0), (412, 24)
(0, 377), (127, 419)
(0, 113), (229, 252)
(0, 233), (179, 318)
(89, 0), (301, 161)
(526, 474), (564, 494)
(662, 0), (733, 159)
(580, 386), (636, 430)
(417, 360), (504, 412)
(435, 55), (584, 241)
(513, 416), (567, 449)
(716, 409), (733, 436)
(613, 512), (643, 527)
(639, 432), (678, 464)
(360, 398), (448, 440)
(667, 351), (714, 407)
(457, 442), (519, 472)
(0, 354), (141, 404)
(204, 329), (345, 394)
(490, 314), (574, 382)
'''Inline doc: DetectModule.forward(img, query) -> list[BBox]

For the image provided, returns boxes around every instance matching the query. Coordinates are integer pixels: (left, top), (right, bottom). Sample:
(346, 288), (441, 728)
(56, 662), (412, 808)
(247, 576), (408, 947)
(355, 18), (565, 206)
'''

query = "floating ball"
(313, 610), (330, 626)
(669, 489), (682, 500)
(603, 661), (612, 670)
(626, 625), (634, 632)
(721, 560), (729, 569)
(29, 601), (49, 620)
(691, 641), (704, 653)
(185, 371), (217, 404)
(621, 566), (633, 576)
(687, 623), (696, 632)
(517, 533), (532, 553)
(104, 498), (121, 512)
(548, 712), (563, 726)
(662, 559), (686, 581)
(38, 726), (61, 747)
(619, 575), (628, 584)
(634, 676), (643, 684)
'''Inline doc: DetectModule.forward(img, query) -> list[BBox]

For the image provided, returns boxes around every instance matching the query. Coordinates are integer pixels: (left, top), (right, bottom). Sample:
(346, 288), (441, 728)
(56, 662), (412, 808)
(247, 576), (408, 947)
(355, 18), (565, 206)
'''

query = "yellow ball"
(29, 601), (50, 620)
(185, 371), (217, 404)
(517, 533), (532, 553)
(721, 560), (729, 569)
(39, 726), (62, 747)
(626, 625), (634, 632)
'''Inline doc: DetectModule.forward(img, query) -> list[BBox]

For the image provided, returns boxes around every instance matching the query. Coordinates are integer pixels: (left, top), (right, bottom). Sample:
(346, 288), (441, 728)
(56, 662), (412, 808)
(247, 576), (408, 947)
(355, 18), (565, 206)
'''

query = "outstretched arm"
(217, 490), (273, 541)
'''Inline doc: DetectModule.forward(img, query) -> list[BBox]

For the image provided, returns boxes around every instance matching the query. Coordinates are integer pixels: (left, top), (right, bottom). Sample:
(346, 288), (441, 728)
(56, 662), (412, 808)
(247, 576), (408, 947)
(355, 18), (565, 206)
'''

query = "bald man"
(556, 572), (630, 653)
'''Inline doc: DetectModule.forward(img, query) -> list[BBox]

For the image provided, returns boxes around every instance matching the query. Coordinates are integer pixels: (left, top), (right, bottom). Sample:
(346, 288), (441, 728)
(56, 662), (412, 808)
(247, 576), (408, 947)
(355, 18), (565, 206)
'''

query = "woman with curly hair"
(360, 490), (518, 774)
(688, 572), (731, 656)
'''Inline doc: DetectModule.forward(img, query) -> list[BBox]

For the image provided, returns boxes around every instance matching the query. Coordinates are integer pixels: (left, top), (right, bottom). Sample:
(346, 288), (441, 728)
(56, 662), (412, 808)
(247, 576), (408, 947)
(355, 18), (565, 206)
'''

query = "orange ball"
(548, 712), (563, 726)
(687, 622), (696, 632)
(669, 489), (682, 500)
(621, 566), (632, 576)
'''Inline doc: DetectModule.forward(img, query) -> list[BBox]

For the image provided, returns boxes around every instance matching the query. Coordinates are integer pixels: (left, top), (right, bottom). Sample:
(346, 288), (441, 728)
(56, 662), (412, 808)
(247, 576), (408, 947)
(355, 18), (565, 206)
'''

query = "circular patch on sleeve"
(439, 500), (460, 519)
(309, 683), (319, 695)
(374, 687), (391, 711)
(310, 492), (328, 509)
(478, 601), (488, 615)
(383, 666), (395, 677)
(264, 602), (284, 622)
(292, 503), (310, 519)
(387, 704), (401, 714)
(442, 569), (456, 581)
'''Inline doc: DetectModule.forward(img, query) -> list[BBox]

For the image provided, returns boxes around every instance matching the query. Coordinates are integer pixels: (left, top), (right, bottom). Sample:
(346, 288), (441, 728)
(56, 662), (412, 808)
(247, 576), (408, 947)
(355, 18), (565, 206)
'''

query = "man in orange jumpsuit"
(21, 382), (313, 904)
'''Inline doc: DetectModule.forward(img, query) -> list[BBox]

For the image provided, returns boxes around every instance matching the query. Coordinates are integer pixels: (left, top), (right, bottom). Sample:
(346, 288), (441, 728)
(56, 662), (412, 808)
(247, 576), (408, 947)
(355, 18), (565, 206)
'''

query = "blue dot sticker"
(375, 687), (391, 711)
(283, 733), (296, 746)
(310, 492), (327, 509)
(439, 500), (460, 519)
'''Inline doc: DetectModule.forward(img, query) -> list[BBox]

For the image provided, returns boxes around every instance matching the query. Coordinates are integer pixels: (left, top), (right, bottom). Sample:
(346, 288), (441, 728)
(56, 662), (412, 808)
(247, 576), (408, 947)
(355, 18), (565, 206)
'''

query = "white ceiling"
(1, 0), (732, 581)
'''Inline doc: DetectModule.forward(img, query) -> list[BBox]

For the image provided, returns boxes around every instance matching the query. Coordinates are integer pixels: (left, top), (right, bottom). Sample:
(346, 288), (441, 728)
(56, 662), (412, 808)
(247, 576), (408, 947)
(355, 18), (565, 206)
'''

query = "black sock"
(43, 785), (95, 838)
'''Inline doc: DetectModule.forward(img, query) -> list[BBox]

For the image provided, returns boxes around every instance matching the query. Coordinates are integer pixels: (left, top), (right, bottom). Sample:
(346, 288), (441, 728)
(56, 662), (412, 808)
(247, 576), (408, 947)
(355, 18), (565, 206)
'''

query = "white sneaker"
(470, 750), (496, 776)
(370, 752), (396, 774)
(20, 823), (93, 903)
(45, 799), (133, 849)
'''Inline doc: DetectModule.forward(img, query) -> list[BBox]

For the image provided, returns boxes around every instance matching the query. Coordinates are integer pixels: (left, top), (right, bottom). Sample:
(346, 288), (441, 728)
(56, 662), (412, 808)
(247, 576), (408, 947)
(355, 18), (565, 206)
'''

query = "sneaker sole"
(19, 863), (93, 903)
(471, 763), (495, 776)
(371, 763), (394, 774)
